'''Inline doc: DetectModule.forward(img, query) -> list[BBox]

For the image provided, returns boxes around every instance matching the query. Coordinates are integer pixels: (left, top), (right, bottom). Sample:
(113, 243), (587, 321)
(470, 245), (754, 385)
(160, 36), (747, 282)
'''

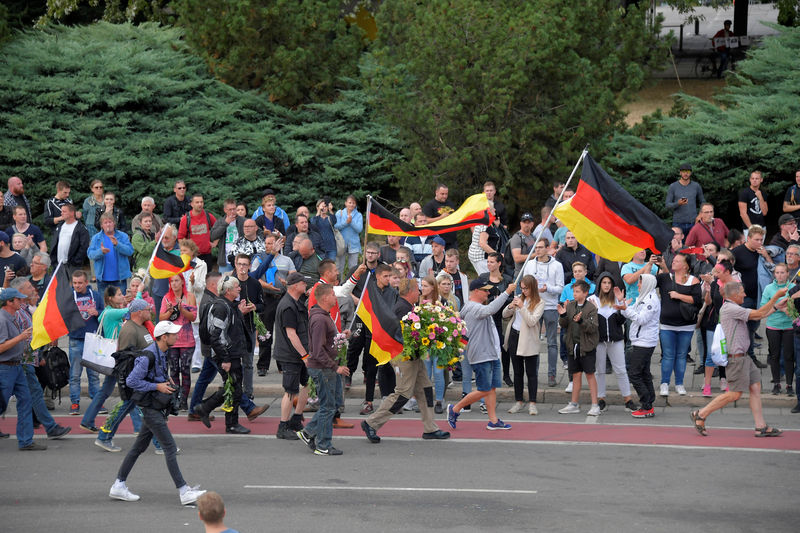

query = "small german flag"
(553, 155), (673, 262)
(368, 194), (493, 237)
(355, 277), (404, 365)
(31, 263), (85, 350)
(149, 245), (192, 279)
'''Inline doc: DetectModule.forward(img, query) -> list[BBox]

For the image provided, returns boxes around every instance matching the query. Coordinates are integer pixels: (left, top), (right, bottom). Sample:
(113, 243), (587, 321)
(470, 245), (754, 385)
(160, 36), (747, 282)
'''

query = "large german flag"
(368, 193), (494, 236)
(552, 155), (673, 262)
(31, 263), (85, 350)
(355, 277), (403, 365)
(149, 245), (192, 279)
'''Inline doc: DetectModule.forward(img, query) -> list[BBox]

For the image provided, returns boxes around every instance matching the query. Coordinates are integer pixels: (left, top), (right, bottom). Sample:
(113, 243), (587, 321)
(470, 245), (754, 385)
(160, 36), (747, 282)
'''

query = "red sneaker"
(631, 407), (655, 418)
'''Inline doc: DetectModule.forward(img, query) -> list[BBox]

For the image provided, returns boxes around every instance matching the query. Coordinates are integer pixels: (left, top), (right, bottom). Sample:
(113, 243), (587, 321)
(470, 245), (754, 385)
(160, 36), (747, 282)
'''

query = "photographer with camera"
(109, 320), (206, 505)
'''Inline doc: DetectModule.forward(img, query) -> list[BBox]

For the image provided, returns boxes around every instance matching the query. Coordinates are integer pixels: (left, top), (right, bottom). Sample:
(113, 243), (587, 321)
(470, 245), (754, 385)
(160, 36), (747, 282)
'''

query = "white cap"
(153, 321), (182, 338)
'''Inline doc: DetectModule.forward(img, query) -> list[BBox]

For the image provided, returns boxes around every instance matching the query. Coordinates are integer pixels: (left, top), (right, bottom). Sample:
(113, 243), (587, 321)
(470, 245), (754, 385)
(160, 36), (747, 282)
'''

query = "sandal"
(754, 426), (782, 437)
(690, 410), (707, 436)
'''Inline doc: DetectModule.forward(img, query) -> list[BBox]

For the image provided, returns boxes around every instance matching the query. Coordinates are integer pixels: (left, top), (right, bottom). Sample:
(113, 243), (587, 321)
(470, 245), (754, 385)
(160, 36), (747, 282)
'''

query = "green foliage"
(362, 0), (667, 212)
(777, 0), (800, 27)
(0, 23), (401, 227)
(175, 0), (365, 107)
(0, 4), (10, 44)
(38, 0), (173, 25)
(604, 25), (800, 222)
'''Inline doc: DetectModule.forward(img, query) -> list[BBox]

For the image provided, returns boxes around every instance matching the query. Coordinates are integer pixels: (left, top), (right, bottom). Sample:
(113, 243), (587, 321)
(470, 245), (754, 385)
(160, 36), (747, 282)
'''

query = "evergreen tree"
(604, 25), (800, 226)
(363, 0), (666, 212)
(0, 23), (401, 227)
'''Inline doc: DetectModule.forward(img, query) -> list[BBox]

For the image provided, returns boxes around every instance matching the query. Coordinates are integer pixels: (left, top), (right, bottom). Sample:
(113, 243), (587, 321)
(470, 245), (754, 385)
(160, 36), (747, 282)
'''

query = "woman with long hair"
(590, 272), (635, 412)
(159, 274), (197, 411)
(94, 191), (126, 233)
(503, 275), (544, 415)
(83, 179), (104, 280)
(436, 271), (460, 310)
(761, 262), (794, 396)
(418, 275), (446, 412)
(420, 275), (439, 304)
(700, 259), (734, 395)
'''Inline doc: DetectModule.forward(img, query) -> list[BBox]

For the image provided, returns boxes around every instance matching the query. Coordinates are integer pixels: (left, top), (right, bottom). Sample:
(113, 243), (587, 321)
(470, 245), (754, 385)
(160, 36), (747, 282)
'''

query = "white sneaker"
(180, 487), (207, 505)
(507, 401), (524, 414)
(155, 447), (181, 455)
(528, 403), (538, 416)
(676, 385), (687, 396)
(109, 481), (140, 502)
(587, 404), (601, 416)
(565, 382), (573, 393)
(659, 383), (669, 396)
(719, 378), (729, 392)
(558, 402), (580, 414)
(403, 398), (418, 411)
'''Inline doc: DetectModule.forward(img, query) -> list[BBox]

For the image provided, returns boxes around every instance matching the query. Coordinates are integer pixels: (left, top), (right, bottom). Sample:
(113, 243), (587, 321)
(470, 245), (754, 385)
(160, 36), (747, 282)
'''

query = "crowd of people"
(2, 165), (797, 470)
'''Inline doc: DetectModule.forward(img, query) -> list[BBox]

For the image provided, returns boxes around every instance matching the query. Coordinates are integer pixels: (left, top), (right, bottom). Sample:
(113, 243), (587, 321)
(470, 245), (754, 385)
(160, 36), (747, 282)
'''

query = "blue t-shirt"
(559, 279), (596, 302)
(101, 234), (118, 281)
(620, 261), (658, 303)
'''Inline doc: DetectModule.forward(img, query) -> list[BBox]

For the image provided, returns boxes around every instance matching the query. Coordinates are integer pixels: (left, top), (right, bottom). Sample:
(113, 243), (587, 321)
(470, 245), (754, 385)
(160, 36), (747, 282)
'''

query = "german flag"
(31, 263), (85, 350)
(355, 277), (404, 365)
(368, 193), (494, 236)
(149, 246), (192, 279)
(552, 155), (673, 262)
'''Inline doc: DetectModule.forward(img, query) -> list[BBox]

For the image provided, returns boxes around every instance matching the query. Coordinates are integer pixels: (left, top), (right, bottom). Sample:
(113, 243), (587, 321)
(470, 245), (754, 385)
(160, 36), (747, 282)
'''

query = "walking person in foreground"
(448, 279), (516, 431)
(109, 320), (206, 505)
(691, 281), (786, 437)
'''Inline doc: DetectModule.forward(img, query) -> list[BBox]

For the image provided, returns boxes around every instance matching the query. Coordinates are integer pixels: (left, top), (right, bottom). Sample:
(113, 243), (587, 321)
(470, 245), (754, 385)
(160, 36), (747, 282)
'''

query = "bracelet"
(301, 353), (309, 361)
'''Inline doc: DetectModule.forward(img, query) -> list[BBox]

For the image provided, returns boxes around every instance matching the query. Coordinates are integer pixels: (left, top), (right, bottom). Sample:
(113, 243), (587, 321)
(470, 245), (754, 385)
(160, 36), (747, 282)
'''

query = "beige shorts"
(725, 356), (760, 392)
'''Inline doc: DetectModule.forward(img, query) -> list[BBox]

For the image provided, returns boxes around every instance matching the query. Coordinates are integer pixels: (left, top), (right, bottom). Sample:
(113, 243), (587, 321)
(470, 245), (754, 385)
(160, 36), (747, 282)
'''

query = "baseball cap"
(286, 272), (306, 286)
(779, 214), (796, 226)
(679, 163), (692, 171)
(469, 279), (494, 292)
(0, 231), (9, 244)
(520, 212), (535, 222)
(261, 188), (276, 198)
(0, 287), (26, 302)
(153, 321), (182, 337)
(128, 298), (150, 313)
(431, 236), (446, 246)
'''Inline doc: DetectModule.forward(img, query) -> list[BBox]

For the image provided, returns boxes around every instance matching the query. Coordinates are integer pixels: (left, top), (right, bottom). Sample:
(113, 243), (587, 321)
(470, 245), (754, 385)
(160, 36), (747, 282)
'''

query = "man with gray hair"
(130, 196), (164, 234)
(691, 281), (786, 437)
(29, 252), (51, 299)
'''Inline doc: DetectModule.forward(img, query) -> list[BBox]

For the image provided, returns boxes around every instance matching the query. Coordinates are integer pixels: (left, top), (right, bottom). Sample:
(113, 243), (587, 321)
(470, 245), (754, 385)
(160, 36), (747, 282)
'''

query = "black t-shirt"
(479, 272), (512, 332)
(422, 198), (457, 247)
(738, 188), (766, 228)
(768, 233), (800, 251)
(0, 253), (27, 285)
(732, 244), (759, 300)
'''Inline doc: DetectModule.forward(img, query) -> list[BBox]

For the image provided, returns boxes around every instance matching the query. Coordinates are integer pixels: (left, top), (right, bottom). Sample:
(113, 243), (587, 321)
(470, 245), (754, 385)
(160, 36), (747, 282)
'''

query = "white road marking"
(244, 484), (538, 494)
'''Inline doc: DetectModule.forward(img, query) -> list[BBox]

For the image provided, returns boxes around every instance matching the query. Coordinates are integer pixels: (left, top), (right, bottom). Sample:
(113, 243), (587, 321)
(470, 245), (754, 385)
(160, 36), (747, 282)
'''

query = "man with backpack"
(110, 320), (206, 505)
(507, 212), (537, 278)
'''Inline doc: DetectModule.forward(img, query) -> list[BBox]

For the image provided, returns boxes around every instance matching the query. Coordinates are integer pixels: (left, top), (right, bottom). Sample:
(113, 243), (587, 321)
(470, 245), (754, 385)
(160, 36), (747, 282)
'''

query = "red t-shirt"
(308, 279), (342, 331)
(178, 210), (217, 254)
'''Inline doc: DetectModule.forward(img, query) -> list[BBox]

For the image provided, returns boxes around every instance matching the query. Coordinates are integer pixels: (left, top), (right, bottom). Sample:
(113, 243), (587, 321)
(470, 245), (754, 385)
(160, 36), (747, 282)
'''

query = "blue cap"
(0, 287), (26, 301)
(431, 236), (446, 246)
(0, 231), (9, 244)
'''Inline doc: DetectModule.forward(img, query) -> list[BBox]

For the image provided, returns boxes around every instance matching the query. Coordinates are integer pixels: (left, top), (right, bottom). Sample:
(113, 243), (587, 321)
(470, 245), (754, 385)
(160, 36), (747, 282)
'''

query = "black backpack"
(36, 346), (70, 402)
(504, 231), (530, 273)
(112, 349), (154, 401)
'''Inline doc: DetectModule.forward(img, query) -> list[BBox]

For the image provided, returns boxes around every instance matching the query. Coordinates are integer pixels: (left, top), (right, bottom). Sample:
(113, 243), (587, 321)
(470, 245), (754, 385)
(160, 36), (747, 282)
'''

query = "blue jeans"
(461, 356), (473, 395)
(97, 399), (144, 441)
(323, 249), (337, 261)
(23, 364), (57, 433)
(0, 364), (34, 448)
(82, 374), (141, 430)
(304, 368), (337, 450)
(423, 357), (446, 402)
(659, 329), (694, 386)
(542, 309), (559, 378)
(335, 373), (344, 410)
(793, 337), (800, 402)
(188, 356), (255, 414)
(68, 338), (100, 405)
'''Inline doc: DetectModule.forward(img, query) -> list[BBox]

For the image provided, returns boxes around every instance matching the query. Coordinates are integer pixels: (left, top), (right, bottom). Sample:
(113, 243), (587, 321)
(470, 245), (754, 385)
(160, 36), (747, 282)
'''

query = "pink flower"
(428, 333), (436, 340)
(449, 316), (457, 323)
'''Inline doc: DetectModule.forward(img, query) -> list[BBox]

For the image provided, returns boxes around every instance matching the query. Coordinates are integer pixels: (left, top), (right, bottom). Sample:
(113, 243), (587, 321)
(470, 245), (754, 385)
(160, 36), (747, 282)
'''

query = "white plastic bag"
(710, 323), (728, 367)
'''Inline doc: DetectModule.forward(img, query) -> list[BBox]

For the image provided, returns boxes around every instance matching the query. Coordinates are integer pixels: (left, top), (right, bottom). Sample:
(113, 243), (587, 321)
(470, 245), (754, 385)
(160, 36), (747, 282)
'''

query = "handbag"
(332, 217), (346, 256)
(710, 322), (730, 367)
(672, 276), (699, 324)
(80, 312), (119, 376)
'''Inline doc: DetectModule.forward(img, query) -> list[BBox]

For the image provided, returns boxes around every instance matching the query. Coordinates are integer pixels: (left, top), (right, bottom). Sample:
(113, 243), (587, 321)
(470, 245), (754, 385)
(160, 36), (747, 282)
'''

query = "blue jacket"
(87, 230), (134, 281)
(251, 205), (291, 231)
(311, 215), (337, 255)
(334, 209), (363, 253)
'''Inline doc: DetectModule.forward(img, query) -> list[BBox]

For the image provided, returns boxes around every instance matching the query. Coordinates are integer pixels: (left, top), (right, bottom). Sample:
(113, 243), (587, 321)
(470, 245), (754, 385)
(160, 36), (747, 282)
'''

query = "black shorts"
(567, 347), (596, 375)
(281, 361), (309, 395)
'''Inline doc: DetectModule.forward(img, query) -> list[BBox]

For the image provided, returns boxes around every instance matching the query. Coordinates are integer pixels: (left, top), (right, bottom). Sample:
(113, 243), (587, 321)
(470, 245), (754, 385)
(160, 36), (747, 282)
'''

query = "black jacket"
(555, 243), (596, 283)
(207, 295), (253, 363)
(236, 274), (265, 333)
(283, 224), (324, 256)
(163, 195), (191, 226)
(656, 273), (703, 327)
(49, 221), (90, 267)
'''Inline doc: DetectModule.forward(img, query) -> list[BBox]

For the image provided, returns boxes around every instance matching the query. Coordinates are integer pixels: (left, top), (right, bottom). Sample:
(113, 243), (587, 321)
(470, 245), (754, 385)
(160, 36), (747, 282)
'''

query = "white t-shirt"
(57, 221), (77, 264)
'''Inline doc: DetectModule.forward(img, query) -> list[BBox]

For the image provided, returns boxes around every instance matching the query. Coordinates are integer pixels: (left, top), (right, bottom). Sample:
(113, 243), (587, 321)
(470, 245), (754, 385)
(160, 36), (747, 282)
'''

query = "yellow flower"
(221, 405), (233, 412)
(436, 341), (445, 349)
(421, 338), (430, 346)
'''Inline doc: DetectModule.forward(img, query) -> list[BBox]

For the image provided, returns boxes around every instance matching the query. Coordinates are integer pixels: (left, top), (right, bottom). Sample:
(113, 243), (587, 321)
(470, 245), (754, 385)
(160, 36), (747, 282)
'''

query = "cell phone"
(680, 197), (687, 201)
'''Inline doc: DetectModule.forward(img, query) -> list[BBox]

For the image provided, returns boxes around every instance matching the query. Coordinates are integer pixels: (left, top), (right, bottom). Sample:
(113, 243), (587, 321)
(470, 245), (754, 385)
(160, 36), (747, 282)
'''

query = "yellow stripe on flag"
(553, 201), (642, 262)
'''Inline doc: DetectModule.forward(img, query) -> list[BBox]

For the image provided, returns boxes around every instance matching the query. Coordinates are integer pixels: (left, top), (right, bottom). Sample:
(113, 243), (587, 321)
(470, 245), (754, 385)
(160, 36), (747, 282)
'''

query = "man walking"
(362, 279), (451, 443)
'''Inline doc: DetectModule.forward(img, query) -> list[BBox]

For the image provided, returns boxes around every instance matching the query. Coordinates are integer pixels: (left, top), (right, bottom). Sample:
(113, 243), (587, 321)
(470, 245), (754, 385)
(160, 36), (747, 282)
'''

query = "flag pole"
(363, 195), (373, 252)
(346, 271), (372, 333)
(514, 147), (589, 285)
(141, 223), (171, 287)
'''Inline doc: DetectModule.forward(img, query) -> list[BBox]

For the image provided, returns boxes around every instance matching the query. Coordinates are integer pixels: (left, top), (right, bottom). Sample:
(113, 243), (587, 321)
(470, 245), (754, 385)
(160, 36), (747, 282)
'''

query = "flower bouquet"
(400, 302), (467, 370)
(221, 375), (235, 412)
(333, 332), (348, 365)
